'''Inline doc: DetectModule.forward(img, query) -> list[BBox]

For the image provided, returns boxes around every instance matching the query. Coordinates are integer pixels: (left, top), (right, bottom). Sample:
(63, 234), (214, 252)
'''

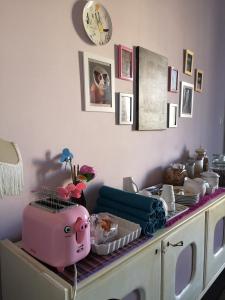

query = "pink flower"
(67, 183), (77, 193)
(71, 189), (81, 198)
(71, 182), (86, 198)
(79, 165), (95, 182)
(80, 165), (95, 175)
(57, 182), (87, 200)
(76, 182), (87, 190)
(57, 187), (70, 200)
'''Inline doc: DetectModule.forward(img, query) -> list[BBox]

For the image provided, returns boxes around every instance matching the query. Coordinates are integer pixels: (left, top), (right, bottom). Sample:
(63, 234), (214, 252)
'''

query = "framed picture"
(83, 52), (115, 112)
(167, 103), (178, 127)
(136, 47), (168, 130)
(195, 69), (203, 92)
(119, 93), (133, 125)
(184, 49), (194, 76)
(168, 66), (179, 92)
(180, 81), (194, 118)
(118, 45), (133, 81)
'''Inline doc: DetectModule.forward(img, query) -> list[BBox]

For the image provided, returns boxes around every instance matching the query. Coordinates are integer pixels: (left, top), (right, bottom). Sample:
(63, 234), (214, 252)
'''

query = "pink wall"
(0, 0), (224, 241)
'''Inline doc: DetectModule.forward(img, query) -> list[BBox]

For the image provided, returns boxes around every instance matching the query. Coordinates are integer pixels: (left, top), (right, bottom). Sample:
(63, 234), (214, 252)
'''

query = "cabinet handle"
(167, 241), (183, 247)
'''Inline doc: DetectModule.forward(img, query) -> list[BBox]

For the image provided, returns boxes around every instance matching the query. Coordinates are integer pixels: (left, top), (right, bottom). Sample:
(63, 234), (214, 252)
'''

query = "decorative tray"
(91, 213), (142, 255)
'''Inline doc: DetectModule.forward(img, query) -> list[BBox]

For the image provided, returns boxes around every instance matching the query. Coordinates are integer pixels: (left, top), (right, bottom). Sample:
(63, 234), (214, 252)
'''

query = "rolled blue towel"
(97, 197), (157, 222)
(155, 207), (166, 220)
(155, 217), (166, 229)
(99, 186), (162, 211)
(95, 204), (158, 235)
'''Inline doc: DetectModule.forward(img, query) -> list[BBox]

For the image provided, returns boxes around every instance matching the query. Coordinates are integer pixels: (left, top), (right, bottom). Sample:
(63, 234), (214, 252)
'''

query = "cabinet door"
(205, 196), (225, 287)
(0, 240), (72, 300)
(77, 241), (161, 300)
(162, 212), (205, 300)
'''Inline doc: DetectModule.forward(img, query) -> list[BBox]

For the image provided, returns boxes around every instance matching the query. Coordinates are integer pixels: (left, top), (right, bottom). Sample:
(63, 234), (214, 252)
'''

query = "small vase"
(70, 191), (86, 207)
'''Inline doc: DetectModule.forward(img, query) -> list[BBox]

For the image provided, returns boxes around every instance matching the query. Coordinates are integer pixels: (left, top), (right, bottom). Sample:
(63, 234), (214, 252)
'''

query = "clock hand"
(95, 11), (109, 33)
(95, 12), (104, 32)
(86, 12), (90, 25)
(95, 11), (101, 23)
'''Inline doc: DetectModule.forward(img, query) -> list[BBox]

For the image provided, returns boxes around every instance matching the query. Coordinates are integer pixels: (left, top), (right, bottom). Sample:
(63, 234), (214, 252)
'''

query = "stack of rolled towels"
(95, 186), (166, 236)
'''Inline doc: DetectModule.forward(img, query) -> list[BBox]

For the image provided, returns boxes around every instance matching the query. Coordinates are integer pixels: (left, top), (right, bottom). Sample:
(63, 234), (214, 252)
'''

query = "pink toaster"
(22, 198), (91, 272)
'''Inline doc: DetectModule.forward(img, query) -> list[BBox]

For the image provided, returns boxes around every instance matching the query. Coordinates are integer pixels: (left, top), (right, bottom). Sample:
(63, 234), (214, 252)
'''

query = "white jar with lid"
(200, 171), (220, 189)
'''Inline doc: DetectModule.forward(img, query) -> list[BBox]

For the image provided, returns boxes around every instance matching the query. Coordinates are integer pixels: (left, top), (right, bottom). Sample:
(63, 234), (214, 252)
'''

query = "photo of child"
(89, 59), (112, 106)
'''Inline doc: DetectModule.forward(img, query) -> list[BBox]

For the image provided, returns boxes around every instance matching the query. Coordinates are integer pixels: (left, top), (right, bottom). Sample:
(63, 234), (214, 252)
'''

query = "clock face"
(83, 1), (112, 45)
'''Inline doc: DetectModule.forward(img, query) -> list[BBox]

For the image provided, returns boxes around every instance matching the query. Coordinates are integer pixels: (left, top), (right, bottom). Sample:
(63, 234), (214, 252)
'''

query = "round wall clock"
(83, 1), (112, 46)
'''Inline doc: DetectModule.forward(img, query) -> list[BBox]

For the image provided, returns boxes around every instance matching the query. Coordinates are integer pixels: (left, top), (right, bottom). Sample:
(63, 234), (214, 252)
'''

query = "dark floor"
(202, 268), (225, 300)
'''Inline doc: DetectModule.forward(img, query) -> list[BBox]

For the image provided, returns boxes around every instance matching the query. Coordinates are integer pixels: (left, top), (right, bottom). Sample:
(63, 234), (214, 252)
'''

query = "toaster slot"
(30, 198), (78, 213)
(36, 199), (64, 210)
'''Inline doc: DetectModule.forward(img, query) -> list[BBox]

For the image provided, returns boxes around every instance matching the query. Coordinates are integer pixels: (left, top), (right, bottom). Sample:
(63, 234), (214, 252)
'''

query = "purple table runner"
(47, 188), (225, 285)
(59, 235), (152, 284)
(166, 188), (225, 227)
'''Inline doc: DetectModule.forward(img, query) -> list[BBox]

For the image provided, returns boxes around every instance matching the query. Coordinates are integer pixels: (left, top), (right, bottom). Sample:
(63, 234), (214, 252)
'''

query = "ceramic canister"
(200, 171), (220, 189)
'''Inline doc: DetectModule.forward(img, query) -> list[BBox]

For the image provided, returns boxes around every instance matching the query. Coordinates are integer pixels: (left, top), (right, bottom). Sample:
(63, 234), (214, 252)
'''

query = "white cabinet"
(76, 240), (161, 300)
(1, 195), (225, 300)
(0, 240), (72, 300)
(162, 213), (205, 300)
(0, 239), (161, 300)
(205, 196), (225, 287)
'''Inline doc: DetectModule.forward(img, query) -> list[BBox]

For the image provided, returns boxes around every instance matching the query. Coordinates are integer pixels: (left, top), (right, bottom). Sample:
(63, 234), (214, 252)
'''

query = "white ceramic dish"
(173, 186), (200, 206)
(91, 213), (141, 255)
(173, 186), (199, 196)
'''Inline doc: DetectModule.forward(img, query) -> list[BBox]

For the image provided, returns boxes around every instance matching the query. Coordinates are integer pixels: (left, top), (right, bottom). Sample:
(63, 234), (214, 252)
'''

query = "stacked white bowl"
(200, 171), (220, 192)
(161, 184), (175, 212)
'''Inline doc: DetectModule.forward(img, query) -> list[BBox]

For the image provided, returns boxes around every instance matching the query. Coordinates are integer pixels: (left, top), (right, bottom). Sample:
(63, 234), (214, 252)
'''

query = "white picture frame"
(168, 66), (179, 92)
(167, 103), (178, 128)
(83, 52), (115, 112)
(195, 69), (203, 93)
(180, 82), (194, 118)
(119, 93), (133, 125)
(184, 49), (194, 76)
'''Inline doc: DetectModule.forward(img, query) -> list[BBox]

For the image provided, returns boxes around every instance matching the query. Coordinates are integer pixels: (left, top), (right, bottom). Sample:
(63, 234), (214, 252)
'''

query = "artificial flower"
(80, 165), (95, 174)
(60, 148), (73, 163)
(70, 182), (87, 199)
(58, 147), (96, 203)
(59, 148), (95, 184)
(77, 174), (88, 182)
(56, 182), (86, 200)
(57, 186), (70, 200)
(79, 165), (95, 182)
(66, 183), (77, 193)
(59, 148), (75, 182)
(76, 182), (86, 190)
